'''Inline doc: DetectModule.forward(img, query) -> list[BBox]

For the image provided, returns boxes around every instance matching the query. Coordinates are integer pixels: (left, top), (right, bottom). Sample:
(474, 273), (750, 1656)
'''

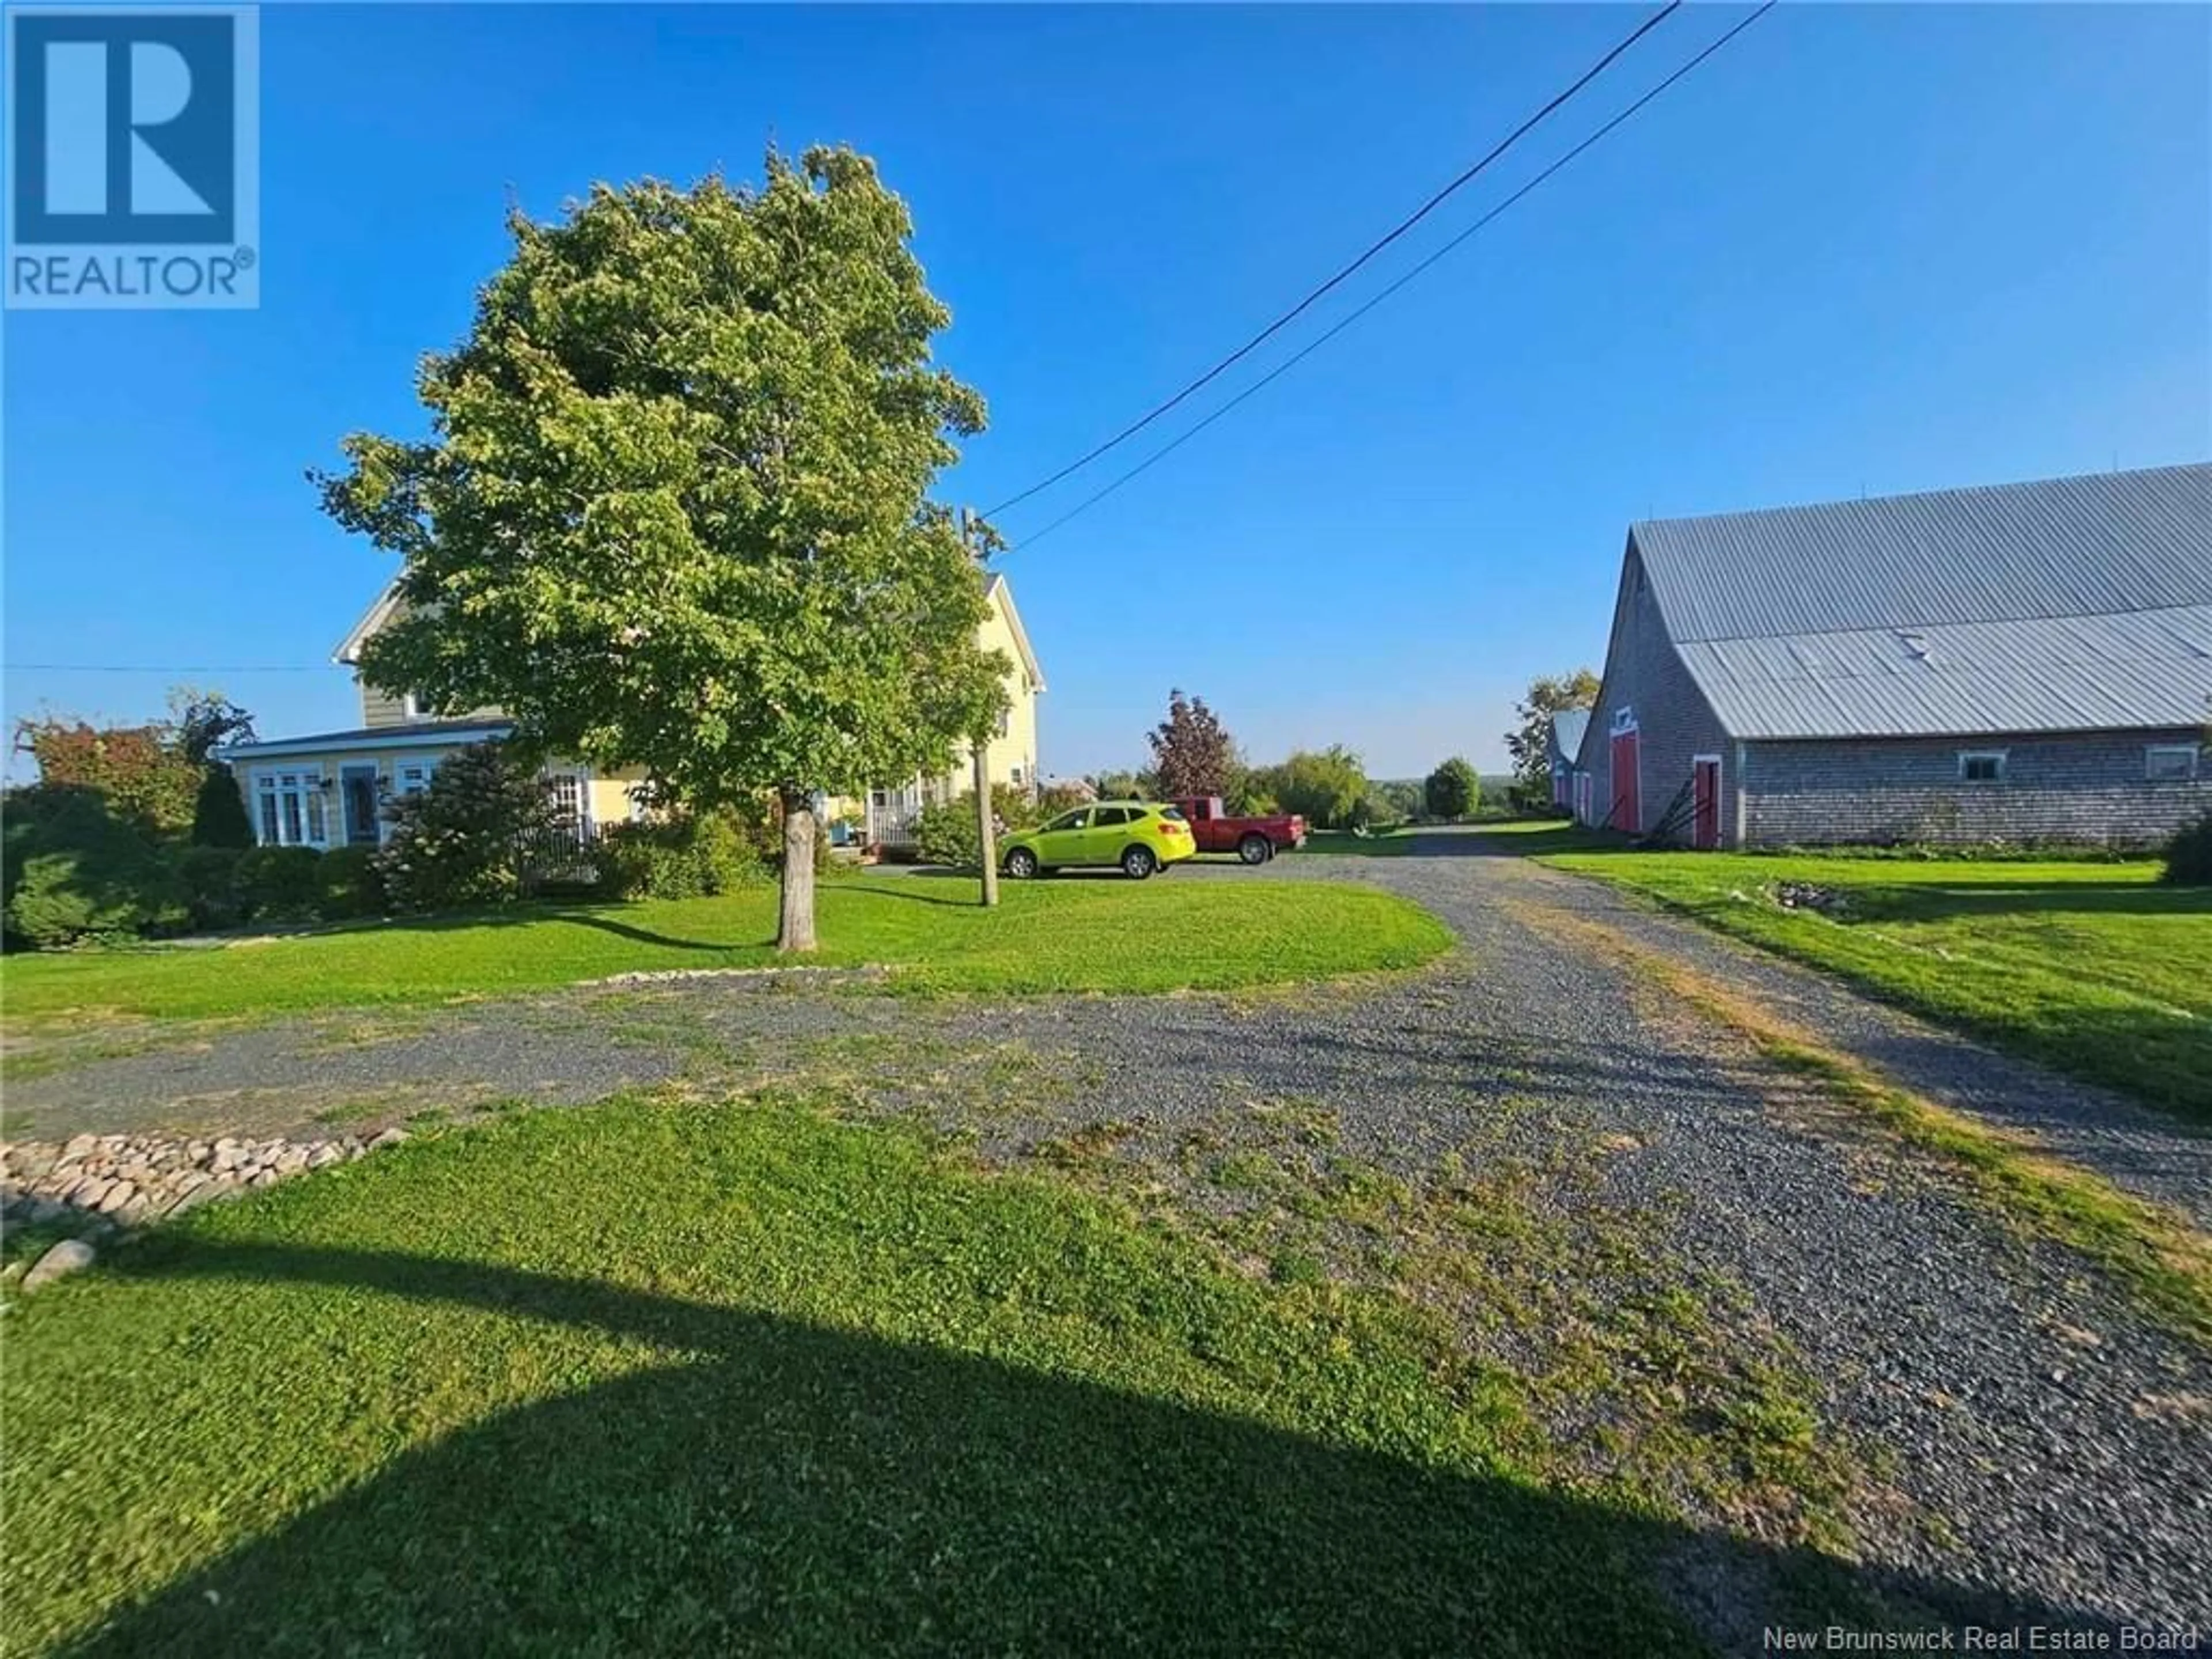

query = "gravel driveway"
(8, 838), (2209, 1635)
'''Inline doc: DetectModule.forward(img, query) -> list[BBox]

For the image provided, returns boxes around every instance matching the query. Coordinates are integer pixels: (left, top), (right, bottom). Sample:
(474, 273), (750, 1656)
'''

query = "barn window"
(2146, 745), (2199, 782)
(1958, 751), (2006, 783)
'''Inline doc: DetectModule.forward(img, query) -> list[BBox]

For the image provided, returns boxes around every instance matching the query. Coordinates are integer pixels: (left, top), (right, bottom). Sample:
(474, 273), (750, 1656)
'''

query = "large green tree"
(1504, 669), (1600, 800)
(1423, 757), (1480, 821)
(315, 149), (1007, 950)
(1252, 746), (1370, 831)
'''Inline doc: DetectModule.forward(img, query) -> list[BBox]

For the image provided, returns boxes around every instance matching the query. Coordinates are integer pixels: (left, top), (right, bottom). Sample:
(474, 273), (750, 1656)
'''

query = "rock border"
(3, 1127), (408, 1238)
(582, 965), (891, 989)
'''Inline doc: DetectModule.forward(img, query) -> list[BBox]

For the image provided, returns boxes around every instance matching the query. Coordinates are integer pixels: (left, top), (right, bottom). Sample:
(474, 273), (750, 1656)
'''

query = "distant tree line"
(1088, 691), (1532, 832)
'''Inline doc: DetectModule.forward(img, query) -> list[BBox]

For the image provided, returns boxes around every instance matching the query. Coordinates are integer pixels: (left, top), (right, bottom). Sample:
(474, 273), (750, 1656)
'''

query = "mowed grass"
(6, 1097), (1722, 1657)
(0, 876), (1452, 1027)
(1510, 827), (2212, 1122)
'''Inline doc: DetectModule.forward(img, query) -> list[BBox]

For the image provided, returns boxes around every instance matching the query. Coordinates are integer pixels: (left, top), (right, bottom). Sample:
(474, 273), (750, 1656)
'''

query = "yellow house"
(859, 575), (1046, 847)
(222, 574), (1045, 851)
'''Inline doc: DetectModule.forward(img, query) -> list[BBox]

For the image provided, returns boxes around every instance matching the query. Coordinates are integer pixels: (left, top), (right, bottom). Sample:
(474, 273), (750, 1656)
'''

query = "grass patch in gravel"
(8, 1092), (1742, 1657)
(1021, 1090), (1863, 1560)
(1521, 833), (2211, 1123)
(0, 877), (1452, 1029)
(1528, 901), (2212, 1351)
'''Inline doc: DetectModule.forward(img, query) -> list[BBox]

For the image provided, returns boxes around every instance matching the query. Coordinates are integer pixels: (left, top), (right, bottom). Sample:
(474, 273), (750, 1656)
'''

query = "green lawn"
(5, 1096), (1736, 1657)
(0, 876), (1451, 1027)
(1509, 828), (2212, 1122)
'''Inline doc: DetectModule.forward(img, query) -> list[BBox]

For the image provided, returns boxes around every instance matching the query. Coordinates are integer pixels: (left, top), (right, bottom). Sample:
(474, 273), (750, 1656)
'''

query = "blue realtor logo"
(6, 6), (259, 308)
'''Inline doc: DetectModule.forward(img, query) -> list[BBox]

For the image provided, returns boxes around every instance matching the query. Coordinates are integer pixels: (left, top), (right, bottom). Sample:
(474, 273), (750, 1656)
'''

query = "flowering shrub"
(373, 741), (557, 914)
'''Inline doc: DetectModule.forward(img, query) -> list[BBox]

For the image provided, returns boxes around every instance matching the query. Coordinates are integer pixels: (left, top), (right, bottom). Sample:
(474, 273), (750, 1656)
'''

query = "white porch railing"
(866, 784), (923, 847)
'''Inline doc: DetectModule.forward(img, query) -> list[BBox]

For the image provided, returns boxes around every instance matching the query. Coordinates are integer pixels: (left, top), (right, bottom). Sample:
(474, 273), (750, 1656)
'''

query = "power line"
(980, 0), (1685, 519)
(5, 662), (334, 674)
(1005, 3), (1778, 557)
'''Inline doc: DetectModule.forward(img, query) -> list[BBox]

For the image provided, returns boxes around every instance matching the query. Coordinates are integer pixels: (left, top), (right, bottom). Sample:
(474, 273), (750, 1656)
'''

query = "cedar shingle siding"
(1740, 730), (2206, 847)
(1573, 464), (2212, 849)
(1580, 548), (1732, 838)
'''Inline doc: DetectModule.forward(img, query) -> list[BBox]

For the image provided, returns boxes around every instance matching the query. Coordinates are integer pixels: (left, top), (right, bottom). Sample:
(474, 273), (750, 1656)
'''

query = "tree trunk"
(776, 786), (819, 953)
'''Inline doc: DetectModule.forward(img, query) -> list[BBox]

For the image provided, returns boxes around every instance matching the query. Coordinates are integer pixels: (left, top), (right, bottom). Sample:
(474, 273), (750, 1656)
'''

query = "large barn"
(1566, 463), (2211, 849)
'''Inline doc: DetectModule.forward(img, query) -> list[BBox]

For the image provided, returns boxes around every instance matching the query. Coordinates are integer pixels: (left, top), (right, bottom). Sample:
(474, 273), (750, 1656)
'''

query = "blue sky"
(5, 2), (2207, 779)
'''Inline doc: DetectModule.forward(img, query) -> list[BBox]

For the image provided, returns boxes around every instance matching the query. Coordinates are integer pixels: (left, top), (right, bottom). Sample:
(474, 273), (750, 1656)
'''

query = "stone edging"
(582, 965), (892, 988)
(3, 1128), (407, 1236)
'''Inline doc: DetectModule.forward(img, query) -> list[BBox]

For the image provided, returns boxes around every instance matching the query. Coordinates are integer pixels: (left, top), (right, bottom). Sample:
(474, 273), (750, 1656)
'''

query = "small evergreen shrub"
(1, 786), (184, 948)
(238, 847), (324, 922)
(2162, 810), (2212, 887)
(315, 844), (387, 919)
(177, 845), (248, 932)
(190, 764), (256, 848)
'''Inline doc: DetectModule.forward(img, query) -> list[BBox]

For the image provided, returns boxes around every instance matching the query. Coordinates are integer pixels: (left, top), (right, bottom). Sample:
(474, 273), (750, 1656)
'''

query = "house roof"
(1629, 463), (2212, 740)
(225, 719), (513, 761)
(1549, 709), (1589, 760)
(986, 573), (1046, 692)
(332, 571), (1048, 691)
(332, 583), (405, 665)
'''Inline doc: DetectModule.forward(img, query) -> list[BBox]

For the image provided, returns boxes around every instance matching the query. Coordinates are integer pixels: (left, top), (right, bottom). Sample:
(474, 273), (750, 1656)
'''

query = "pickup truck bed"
(1170, 797), (1308, 863)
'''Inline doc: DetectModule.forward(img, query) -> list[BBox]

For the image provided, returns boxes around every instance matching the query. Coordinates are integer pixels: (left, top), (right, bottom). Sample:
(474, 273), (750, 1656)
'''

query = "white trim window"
(253, 768), (331, 848)
(394, 759), (437, 797)
(2146, 745), (2200, 782)
(541, 768), (593, 839)
(1958, 751), (2007, 783)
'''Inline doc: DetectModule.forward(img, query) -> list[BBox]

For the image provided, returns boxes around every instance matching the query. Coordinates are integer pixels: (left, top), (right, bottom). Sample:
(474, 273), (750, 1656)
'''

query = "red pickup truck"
(1172, 797), (1308, 864)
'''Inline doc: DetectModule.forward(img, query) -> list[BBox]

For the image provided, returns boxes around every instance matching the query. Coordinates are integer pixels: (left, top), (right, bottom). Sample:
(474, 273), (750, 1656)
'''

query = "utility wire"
(5, 662), (334, 673)
(981, 0), (1684, 519)
(1005, 2), (1777, 557)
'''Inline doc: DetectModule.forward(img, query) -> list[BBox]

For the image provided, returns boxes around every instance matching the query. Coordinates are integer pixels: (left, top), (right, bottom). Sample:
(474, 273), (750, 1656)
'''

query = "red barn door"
(1692, 756), (1721, 849)
(1610, 729), (1640, 834)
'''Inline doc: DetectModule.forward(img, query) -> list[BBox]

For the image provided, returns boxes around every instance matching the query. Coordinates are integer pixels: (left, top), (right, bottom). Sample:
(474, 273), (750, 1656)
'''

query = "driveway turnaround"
(7, 839), (2208, 1634)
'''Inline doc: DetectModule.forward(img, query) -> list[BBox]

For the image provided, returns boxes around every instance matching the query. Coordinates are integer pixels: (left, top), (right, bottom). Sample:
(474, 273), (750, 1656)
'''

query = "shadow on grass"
(1404, 825), (1626, 858)
(1826, 881), (2209, 925)
(70, 1239), (2106, 1658)
(530, 909), (756, 950)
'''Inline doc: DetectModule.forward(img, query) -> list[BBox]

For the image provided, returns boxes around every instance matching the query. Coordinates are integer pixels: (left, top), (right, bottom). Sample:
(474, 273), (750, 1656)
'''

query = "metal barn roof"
(1549, 709), (1590, 759)
(1629, 463), (2211, 739)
